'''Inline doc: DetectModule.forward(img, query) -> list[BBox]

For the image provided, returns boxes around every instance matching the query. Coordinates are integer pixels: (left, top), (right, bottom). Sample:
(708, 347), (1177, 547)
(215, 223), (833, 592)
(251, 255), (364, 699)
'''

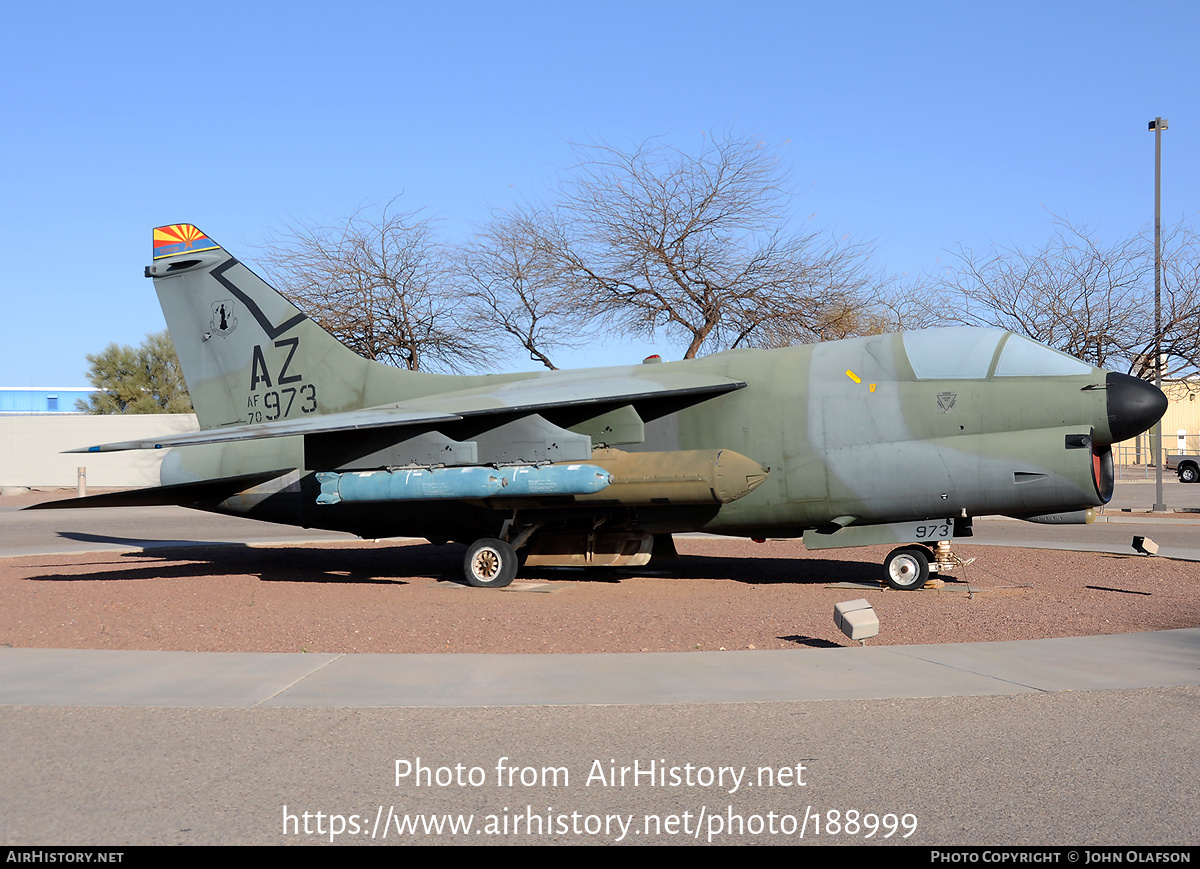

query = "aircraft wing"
(69, 407), (463, 452)
(70, 369), (746, 453)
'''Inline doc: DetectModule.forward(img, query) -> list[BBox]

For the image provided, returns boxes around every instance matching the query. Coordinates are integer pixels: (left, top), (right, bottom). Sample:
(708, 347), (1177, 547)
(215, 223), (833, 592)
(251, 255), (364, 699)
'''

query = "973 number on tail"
(247, 384), (317, 422)
(244, 338), (318, 422)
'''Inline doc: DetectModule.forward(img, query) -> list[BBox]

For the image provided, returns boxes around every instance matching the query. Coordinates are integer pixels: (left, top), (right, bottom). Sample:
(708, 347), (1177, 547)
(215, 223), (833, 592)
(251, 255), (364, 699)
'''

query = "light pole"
(1149, 117), (1168, 512)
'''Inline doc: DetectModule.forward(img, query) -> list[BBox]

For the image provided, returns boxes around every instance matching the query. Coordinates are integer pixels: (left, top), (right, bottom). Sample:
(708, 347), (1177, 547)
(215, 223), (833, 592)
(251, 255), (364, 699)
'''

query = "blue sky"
(3, 1), (1198, 384)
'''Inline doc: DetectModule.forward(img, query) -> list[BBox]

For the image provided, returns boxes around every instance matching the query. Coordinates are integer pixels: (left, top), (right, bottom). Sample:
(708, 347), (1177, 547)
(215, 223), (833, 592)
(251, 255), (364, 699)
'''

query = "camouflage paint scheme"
(39, 225), (1167, 588)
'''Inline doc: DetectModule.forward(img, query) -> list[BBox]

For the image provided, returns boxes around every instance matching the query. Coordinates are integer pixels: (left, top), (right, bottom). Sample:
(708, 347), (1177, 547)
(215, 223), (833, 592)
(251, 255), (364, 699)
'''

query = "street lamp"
(1149, 117), (1168, 512)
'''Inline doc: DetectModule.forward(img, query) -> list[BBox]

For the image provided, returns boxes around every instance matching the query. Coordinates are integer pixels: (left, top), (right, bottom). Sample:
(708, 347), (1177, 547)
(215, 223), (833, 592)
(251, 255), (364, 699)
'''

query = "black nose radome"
(1106, 372), (1168, 444)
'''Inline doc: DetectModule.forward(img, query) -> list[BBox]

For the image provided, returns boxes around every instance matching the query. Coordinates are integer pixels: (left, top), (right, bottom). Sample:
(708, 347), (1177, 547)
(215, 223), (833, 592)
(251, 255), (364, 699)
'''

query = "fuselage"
(165, 326), (1159, 544)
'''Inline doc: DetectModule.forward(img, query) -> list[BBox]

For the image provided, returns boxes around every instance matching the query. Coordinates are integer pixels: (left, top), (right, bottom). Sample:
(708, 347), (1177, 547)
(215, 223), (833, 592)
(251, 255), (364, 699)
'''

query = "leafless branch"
(496, 132), (885, 359)
(455, 210), (589, 370)
(257, 200), (484, 372)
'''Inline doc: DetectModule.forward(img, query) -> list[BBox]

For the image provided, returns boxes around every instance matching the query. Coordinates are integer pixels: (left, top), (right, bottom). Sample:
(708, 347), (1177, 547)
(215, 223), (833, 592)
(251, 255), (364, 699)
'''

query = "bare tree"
(1128, 222), (1200, 381)
(873, 276), (947, 333)
(497, 133), (884, 360)
(916, 215), (1200, 381)
(925, 216), (1148, 370)
(456, 210), (584, 370)
(258, 202), (483, 372)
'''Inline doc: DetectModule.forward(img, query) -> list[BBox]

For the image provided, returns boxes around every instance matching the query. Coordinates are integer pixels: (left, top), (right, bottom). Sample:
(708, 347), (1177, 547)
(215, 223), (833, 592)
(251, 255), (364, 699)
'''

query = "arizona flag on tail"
(153, 224), (220, 259)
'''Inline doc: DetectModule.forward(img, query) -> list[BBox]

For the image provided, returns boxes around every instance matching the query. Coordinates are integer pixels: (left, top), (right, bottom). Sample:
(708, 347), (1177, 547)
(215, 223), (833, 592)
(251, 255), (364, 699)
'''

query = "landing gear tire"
(884, 546), (930, 591)
(1180, 465), (1199, 484)
(463, 538), (518, 588)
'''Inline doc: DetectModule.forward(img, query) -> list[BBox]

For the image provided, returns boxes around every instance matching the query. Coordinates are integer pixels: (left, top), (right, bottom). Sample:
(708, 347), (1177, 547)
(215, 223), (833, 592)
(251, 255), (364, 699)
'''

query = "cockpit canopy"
(902, 328), (1093, 380)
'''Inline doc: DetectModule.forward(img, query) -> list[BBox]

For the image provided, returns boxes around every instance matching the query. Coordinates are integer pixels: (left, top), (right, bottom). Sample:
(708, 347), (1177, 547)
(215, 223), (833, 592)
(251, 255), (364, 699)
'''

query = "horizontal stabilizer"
(23, 469), (295, 510)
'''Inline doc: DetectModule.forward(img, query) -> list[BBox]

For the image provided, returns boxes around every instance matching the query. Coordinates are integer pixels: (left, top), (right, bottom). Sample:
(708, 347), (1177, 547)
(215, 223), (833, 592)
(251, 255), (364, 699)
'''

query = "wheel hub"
(473, 549), (500, 579)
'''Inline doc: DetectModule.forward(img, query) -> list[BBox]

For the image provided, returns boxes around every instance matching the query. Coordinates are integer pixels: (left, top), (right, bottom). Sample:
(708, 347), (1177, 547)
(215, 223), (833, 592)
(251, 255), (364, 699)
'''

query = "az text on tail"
(147, 224), (452, 430)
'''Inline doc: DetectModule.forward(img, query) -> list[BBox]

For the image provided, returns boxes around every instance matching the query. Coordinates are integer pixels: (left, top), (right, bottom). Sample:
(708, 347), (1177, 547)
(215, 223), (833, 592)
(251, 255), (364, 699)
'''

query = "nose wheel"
(883, 540), (973, 590)
(883, 546), (931, 590)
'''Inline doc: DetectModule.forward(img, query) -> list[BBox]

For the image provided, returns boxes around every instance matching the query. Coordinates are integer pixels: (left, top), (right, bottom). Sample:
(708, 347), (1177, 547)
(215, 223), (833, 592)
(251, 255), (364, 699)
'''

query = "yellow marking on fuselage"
(845, 370), (861, 384)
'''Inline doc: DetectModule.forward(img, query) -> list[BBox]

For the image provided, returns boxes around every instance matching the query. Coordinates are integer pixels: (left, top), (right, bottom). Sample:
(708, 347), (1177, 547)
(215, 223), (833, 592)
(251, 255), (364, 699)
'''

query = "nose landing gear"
(883, 540), (973, 590)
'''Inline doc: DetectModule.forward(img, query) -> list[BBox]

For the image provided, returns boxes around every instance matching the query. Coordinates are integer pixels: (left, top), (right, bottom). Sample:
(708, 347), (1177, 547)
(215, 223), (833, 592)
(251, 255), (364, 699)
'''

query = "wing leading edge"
(70, 373), (746, 453)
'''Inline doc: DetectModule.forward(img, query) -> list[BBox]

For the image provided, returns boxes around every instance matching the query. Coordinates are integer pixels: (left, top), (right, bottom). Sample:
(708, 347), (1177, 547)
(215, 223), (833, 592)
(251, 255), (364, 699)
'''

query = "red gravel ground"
(1, 536), (1197, 654)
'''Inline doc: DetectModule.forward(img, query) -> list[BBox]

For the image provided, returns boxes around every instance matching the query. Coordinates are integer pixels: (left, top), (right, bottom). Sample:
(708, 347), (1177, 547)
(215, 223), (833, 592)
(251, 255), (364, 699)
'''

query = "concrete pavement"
(2, 628), (1198, 708)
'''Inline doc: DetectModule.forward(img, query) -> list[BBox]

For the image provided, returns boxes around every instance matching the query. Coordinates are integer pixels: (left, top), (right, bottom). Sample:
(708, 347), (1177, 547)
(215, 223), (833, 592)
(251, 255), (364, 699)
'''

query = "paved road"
(971, 515), (1200, 561)
(1, 636), (1196, 845)
(0, 501), (353, 557)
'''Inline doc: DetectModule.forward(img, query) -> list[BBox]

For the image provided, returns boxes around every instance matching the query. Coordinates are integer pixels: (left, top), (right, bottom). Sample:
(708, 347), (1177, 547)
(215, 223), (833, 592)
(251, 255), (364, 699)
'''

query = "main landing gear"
(460, 517), (542, 588)
(463, 538), (518, 588)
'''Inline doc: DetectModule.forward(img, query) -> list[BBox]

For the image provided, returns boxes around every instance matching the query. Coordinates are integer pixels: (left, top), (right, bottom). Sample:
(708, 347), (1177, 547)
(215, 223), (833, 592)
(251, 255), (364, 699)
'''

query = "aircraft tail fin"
(146, 224), (446, 431)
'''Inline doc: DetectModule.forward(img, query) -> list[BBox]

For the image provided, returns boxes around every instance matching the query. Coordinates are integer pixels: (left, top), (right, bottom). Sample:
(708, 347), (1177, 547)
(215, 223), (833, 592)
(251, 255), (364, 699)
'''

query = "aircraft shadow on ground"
(521, 554), (883, 587)
(33, 534), (888, 588)
(36, 534), (430, 585)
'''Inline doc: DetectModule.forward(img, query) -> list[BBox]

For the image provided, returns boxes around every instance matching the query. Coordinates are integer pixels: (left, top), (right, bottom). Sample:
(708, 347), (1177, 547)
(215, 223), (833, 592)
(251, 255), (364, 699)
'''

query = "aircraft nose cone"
(1106, 372), (1168, 443)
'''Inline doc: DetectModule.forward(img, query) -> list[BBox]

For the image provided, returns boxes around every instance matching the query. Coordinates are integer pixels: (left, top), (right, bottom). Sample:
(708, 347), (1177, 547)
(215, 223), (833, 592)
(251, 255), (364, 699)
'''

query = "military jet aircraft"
(34, 224), (1167, 590)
